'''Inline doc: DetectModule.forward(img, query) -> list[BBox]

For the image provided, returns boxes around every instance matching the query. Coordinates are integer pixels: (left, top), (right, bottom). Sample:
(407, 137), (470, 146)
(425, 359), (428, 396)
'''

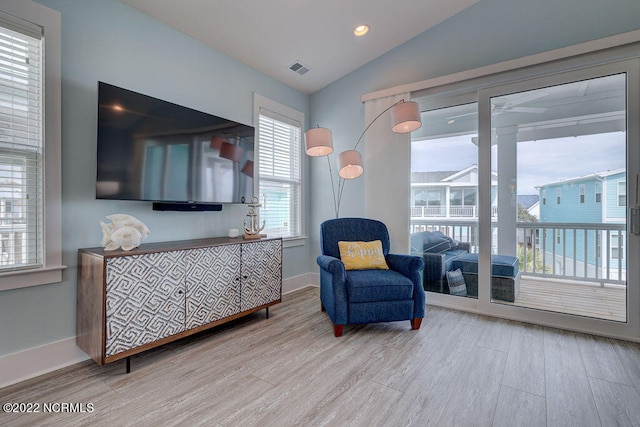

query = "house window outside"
(464, 188), (477, 206)
(579, 185), (585, 204)
(427, 189), (442, 206)
(542, 189), (546, 205)
(595, 182), (602, 203)
(413, 189), (427, 206)
(256, 99), (303, 240)
(450, 189), (462, 206)
(0, 18), (43, 272)
(556, 188), (561, 204)
(611, 233), (624, 260)
(618, 181), (626, 207)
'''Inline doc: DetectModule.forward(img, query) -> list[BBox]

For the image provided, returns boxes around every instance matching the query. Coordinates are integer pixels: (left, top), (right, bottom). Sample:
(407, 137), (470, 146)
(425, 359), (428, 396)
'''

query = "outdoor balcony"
(412, 219), (627, 322)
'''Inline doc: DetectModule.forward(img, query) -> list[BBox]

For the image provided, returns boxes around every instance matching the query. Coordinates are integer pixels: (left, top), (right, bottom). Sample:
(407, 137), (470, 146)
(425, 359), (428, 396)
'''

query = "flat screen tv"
(96, 82), (254, 209)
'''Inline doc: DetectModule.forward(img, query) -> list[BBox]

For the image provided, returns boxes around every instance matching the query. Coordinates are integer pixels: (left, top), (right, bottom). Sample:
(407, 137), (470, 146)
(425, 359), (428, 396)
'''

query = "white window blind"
(258, 111), (302, 239)
(0, 16), (43, 272)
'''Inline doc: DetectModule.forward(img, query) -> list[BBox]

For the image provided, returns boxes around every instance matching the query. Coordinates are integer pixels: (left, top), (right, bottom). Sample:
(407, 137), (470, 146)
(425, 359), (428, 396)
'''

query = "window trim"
(0, 1), (64, 291)
(618, 180), (627, 207)
(611, 233), (625, 260)
(253, 93), (305, 246)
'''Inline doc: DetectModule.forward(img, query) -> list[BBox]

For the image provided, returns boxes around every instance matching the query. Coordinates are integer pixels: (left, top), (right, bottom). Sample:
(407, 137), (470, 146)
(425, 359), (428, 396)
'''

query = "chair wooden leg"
(333, 324), (344, 337)
(411, 318), (422, 330)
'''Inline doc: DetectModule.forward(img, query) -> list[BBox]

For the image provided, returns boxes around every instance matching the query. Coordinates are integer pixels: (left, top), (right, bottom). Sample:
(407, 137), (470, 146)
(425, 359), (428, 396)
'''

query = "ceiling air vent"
(289, 61), (310, 76)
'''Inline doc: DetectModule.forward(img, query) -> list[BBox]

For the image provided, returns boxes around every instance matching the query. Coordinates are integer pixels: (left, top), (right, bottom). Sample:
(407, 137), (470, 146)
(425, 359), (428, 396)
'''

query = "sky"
(411, 132), (626, 195)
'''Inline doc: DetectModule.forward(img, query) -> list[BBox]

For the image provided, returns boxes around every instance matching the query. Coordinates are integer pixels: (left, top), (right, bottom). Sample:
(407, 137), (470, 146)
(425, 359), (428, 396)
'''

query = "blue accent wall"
(2, 0), (640, 362)
(0, 0), (309, 357)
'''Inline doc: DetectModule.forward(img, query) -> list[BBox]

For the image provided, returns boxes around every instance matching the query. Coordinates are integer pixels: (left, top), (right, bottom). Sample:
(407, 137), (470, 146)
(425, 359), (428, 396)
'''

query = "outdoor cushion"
(446, 268), (467, 296)
(346, 269), (414, 303)
(451, 253), (519, 278)
(443, 249), (468, 270)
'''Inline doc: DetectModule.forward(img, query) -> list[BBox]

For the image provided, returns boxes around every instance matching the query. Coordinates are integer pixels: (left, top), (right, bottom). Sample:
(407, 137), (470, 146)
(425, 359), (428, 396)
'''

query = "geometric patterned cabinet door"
(241, 239), (282, 311)
(105, 251), (186, 357)
(77, 237), (282, 368)
(185, 245), (241, 330)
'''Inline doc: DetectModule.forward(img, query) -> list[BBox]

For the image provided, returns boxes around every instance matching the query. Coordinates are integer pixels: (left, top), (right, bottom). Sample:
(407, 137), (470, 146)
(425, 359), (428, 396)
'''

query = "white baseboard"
(282, 272), (319, 294)
(1, 273), (319, 390)
(0, 337), (89, 389)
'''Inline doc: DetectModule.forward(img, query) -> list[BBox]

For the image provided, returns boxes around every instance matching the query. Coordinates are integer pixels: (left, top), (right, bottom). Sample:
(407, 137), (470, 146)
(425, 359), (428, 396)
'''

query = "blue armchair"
(318, 218), (426, 337)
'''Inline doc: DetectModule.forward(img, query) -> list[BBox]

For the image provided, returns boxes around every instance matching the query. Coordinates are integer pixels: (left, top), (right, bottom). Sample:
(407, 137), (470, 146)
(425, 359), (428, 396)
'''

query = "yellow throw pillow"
(338, 240), (389, 271)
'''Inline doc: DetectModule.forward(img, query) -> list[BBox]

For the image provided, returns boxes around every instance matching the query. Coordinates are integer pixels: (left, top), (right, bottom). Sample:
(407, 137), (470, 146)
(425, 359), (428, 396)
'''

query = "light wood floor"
(2, 286), (640, 426)
(506, 276), (627, 322)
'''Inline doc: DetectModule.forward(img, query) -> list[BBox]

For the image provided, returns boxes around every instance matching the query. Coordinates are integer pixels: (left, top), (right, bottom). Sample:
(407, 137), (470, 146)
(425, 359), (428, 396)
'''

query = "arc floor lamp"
(305, 99), (422, 218)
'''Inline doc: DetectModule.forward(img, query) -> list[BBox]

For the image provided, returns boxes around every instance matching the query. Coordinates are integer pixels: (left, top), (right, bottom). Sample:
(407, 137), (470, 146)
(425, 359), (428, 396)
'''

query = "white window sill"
(283, 236), (307, 248)
(0, 265), (68, 292)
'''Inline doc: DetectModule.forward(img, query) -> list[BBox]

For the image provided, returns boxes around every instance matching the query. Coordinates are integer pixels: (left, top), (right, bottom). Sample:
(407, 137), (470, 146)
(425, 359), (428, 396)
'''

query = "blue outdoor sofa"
(410, 230), (470, 293)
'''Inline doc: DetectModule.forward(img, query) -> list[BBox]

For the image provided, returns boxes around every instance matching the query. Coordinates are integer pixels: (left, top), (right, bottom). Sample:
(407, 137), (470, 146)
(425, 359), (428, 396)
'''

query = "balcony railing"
(411, 205), (498, 219)
(411, 220), (626, 286)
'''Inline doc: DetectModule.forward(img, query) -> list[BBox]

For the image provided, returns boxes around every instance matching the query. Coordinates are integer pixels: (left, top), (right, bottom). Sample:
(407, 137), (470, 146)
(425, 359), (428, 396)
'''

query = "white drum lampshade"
(305, 127), (334, 156)
(338, 150), (364, 179)
(390, 101), (422, 133)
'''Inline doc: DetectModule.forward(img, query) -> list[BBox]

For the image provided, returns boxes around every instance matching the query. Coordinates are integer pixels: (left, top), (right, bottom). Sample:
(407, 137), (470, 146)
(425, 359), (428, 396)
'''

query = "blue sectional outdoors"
(450, 253), (520, 302)
(410, 231), (520, 301)
(410, 231), (470, 293)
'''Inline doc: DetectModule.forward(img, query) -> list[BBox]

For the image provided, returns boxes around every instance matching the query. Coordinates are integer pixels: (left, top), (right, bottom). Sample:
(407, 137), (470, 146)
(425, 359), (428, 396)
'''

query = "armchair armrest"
(387, 254), (425, 319)
(316, 255), (348, 325)
(317, 254), (346, 277)
(386, 253), (424, 278)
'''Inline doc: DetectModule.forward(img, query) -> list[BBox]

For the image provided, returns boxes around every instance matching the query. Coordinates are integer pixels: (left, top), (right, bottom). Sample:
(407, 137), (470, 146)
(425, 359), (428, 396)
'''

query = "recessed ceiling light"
(353, 24), (369, 37)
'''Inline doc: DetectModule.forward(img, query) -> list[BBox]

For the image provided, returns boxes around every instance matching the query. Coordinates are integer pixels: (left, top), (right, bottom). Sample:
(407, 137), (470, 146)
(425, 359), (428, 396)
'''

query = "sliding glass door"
(488, 70), (628, 321)
(412, 58), (639, 335)
(410, 100), (479, 299)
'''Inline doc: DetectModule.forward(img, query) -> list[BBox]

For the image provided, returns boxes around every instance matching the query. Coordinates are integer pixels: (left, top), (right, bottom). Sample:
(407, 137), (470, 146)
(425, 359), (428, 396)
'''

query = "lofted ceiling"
(119, 0), (478, 94)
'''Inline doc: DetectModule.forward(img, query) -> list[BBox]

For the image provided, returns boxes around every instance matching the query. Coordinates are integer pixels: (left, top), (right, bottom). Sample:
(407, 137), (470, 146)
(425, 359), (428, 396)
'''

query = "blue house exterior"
(537, 169), (626, 281)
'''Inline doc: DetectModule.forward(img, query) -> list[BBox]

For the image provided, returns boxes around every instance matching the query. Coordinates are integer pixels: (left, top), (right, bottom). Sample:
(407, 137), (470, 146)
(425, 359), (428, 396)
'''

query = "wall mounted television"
(96, 82), (255, 210)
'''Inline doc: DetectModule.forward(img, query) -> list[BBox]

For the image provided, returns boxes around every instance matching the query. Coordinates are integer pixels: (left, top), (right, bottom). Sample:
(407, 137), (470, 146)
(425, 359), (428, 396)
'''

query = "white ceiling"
(119, 0), (478, 94)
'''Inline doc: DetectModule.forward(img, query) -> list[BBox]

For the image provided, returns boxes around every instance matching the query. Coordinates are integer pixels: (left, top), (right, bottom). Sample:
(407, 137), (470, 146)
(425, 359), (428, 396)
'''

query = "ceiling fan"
(445, 90), (549, 123)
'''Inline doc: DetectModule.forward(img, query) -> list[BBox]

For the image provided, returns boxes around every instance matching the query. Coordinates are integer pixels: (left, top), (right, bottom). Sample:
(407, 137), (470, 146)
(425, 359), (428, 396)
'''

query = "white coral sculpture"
(100, 214), (150, 251)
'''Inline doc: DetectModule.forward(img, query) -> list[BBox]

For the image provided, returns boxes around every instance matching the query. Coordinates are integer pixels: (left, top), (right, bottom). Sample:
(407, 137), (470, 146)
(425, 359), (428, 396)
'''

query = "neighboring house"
(410, 164), (497, 225)
(537, 168), (626, 281)
(0, 174), (26, 267)
(517, 194), (539, 247)
(518, 194), (540, 219)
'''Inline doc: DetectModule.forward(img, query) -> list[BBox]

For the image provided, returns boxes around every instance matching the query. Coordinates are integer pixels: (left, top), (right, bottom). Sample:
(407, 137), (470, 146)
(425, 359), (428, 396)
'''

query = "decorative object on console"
(304, 99), (422, 218)
(100, 214), (150, 251)
(243, 196), (266, 239)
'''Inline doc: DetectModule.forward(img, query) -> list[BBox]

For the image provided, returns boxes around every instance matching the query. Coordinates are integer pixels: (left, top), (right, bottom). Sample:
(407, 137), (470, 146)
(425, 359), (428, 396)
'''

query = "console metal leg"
(126, 356), (131, 374)
(266, 307), (269, 319)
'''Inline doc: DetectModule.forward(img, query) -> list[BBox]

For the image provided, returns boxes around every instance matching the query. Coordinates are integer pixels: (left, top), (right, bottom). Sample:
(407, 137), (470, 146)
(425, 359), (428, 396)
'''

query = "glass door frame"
(476, 59), (640, 339)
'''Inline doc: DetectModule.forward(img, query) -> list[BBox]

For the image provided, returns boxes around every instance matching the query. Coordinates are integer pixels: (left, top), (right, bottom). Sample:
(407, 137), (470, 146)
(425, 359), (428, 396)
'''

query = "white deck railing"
(411, 220), (626, 286)
(410, 205), (498, 219)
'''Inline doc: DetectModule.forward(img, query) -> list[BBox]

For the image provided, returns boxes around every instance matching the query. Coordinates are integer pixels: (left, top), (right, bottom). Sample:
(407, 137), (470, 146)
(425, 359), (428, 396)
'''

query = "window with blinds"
(0, 17), (43, 272)
(258, 112), (302, 239)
